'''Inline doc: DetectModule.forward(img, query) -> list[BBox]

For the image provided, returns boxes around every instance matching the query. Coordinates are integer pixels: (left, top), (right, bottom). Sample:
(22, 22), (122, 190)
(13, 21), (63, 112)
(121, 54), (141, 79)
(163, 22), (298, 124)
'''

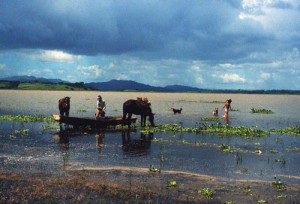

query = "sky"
(0, 0), (300, 90)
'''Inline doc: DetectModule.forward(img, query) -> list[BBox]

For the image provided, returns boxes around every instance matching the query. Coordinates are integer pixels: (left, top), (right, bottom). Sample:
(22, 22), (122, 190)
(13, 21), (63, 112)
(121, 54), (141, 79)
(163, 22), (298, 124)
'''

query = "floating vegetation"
(168, 180), (177, 187)
(201, 117), (221, 122)
(42, 125), (60, 130)
(286, 147), (300, 153)
(270, 126), (300, 136)
(198, 187), (215, 199)
(218, 144), (239, 153)
(149, 164), (160, 173)
(14, 129), (29, 137)
(251, 108), (274, 114)
(277, 194), (287, 198)
(225, 201), (237, 204)
(269, 149), (279, 154)
(0, 114), (54, 123)
(140, 123), (269, 138)
(272, 176), (287, 191)
(77, 109), (87, 113)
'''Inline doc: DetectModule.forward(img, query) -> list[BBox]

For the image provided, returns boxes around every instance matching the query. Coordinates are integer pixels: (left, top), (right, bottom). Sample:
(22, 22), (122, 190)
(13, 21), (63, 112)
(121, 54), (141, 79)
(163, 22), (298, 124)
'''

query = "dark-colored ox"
(122, 99), (155, 127)
(58, 97), (71, 116)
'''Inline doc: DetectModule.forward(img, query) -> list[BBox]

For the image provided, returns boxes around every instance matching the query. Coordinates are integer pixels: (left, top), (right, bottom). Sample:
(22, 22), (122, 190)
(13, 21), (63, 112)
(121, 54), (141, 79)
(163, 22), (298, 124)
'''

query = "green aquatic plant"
(77, 109), (87, 113)
(251, 108), (274, 114)
(218, 144), (238, 153)
(140, 123), (270, 138)
(269, 149), (279, 154)
(42, 125), (60, 130)
(277, 194), (287, 198)
(272, 176), (286, 191)
(201, 117), (221, 122)
(0, 114), (54, 123)
(14, 129), (29, 137)
(149, 164), (160, 173)
(198, 187), (215, 199)
(225, 202), (237, 204)
(167, 180), (177, 187)
(270, 126), (300, 136)
(197, 123), (269, 138)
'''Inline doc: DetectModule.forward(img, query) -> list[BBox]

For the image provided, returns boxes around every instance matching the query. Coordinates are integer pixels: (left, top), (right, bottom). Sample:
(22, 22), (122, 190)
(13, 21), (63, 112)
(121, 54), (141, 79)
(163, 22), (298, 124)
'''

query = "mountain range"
(2, 75), (300, 94)
(0, 76), (203, 92)
(85, 79), (203, 92)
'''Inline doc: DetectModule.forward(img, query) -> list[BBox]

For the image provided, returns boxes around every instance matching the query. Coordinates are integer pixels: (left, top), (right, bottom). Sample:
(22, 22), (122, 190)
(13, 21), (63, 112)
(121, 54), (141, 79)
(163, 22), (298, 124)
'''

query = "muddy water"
(0, 90), (300, 184)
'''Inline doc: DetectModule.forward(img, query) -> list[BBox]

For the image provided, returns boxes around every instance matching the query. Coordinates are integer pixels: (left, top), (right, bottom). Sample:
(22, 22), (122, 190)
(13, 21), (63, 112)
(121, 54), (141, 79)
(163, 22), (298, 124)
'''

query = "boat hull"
(52, 114), (137, 128)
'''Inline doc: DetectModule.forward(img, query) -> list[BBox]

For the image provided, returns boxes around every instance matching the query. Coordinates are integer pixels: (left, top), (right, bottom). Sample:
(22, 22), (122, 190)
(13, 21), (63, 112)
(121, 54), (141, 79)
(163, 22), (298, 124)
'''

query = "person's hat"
(97, 95), (101, 99)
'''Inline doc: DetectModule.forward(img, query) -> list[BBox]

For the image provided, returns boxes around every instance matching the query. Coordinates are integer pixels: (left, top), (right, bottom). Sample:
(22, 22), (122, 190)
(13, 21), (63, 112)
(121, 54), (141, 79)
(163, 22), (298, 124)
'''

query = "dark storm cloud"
(0, 0), (273, 61)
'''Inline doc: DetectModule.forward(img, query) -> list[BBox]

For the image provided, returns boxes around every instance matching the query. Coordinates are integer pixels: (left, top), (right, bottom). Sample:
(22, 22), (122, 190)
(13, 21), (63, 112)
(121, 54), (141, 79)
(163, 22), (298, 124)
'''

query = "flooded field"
(1, 90), (300, 203)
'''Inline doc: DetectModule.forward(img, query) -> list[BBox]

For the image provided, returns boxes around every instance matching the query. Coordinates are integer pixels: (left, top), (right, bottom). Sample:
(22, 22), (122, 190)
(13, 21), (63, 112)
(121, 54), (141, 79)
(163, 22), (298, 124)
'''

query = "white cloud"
(220, 73), (246, 83)
(219, 63), (239, 69)
(195, 75), (204, 84)
(34, 50), (81, 63)
(0, 64), (6, 70)
(21, 68), (55, 78)
(77, 65), (103, 77)
(190, 65), (201, 72)
(260, 72), (271, 80)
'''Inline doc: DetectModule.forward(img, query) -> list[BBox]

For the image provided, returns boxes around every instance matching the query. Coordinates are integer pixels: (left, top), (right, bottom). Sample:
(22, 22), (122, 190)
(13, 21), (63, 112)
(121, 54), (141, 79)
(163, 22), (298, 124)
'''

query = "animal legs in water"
(141, 115), (146, 127)
(127, 113), (133, 127)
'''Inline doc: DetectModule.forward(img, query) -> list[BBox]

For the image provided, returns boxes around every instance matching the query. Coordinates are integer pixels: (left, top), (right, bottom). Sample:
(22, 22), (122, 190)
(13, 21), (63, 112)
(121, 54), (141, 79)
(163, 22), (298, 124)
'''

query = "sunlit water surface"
(0, 90), (299, 184)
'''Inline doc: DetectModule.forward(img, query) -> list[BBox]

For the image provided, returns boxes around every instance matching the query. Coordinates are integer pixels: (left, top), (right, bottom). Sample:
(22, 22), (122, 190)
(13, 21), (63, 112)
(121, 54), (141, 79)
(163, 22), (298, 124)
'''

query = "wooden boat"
(52, 114), (137, 128)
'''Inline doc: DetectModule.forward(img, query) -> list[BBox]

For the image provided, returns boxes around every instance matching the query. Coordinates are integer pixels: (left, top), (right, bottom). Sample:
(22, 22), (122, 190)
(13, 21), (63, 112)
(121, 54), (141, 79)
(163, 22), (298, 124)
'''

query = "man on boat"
(95, 95), (106, 119)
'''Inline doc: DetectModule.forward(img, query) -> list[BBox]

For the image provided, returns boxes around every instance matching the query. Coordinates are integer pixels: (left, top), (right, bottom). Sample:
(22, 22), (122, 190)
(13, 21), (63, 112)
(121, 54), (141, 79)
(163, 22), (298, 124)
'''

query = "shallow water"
(0, 90), (300, 184)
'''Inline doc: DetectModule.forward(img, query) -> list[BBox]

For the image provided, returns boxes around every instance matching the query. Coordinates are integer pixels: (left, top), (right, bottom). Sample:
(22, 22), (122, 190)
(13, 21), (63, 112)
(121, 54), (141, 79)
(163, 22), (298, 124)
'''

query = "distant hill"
(85, 79), (202, 92)
(2, 76), (300, 94)
(0, 75), (68, 83)
(165, 85), (204, 92)
(86, 79), (166, 92)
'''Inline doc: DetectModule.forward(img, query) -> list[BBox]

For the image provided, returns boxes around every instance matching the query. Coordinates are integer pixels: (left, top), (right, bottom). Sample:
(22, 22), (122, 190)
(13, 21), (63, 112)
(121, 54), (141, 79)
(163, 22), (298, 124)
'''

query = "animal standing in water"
(122, 99), (155, 127)
(213, 108), (218, 116)
(58, 97), (71, 116)
(171, 108), (183, 114)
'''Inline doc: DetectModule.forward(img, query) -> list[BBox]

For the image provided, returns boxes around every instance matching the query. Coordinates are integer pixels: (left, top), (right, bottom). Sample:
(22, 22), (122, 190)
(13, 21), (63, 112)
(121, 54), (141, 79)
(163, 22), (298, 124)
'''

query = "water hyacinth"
(270, 126), (300, 136)
(140, 123), (269, 138)
(0, 114), (54, 123)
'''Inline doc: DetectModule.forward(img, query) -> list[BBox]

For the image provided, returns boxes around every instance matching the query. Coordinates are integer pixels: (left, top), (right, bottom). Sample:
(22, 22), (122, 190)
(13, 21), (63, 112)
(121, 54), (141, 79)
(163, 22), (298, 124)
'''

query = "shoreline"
(1, 167), (300, 203)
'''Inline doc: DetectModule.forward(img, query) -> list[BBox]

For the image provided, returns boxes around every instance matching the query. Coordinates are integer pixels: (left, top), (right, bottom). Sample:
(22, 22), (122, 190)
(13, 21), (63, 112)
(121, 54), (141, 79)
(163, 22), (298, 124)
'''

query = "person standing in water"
(95, 95), (106, 119)
(223, 99), (232, 121)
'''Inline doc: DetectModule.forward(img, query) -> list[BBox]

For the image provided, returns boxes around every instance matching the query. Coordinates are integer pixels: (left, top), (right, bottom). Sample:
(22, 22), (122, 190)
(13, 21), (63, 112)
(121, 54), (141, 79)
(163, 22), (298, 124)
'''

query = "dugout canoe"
(52, 114), (137, 128)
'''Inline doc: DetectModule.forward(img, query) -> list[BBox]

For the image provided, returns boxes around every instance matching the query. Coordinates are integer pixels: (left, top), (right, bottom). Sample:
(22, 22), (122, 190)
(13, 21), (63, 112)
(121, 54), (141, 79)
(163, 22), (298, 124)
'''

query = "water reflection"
(96, 132), (104, 148)
(52, 125), (106, 151)
(52, 127), (154, 157)
(122, 131), (154, 156)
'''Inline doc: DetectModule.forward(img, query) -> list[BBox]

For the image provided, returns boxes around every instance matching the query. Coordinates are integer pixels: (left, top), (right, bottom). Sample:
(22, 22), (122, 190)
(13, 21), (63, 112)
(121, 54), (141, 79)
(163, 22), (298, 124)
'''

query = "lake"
(0, 90), (300, 185)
